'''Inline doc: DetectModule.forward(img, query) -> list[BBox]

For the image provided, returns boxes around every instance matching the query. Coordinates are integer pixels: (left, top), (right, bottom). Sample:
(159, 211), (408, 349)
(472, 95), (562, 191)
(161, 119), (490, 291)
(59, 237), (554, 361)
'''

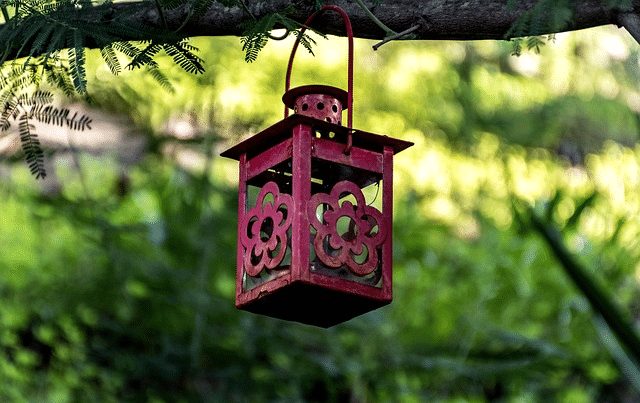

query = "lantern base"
(237, 280), (391, 328)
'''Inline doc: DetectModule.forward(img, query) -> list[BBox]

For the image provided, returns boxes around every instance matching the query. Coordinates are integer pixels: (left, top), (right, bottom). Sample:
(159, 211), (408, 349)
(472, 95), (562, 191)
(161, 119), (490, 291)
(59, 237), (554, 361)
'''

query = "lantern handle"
(284, 5), (354, 133)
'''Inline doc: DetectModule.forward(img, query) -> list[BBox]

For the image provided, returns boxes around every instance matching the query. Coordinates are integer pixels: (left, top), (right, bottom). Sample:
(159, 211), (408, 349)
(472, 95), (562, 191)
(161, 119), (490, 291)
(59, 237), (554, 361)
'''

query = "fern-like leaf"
(29, 22), (56, 59)
(68, 29), (87, 94)
(240, 33), (267, 63)
(163, 41), (204, 74)
(18, 112), (46, 179)
(17, 90), (53, 106)
(292, 29), (318, 57)
(511, 38), (523, 56)
(191, 0), (215, 17)
(506, 0), (573, 39)
(100, 44), (121, 75)
(241, 9), (321, 63)
(526, 36), (546, 53)
(29, 104), (92, 130)
(111, 41), (142, 59)
(146, 65), (175, 92)
(1, 67), (32, 95)
(127, 41), (162, 70)
(42, 25), (67, 67)
(241, 12), (282, 63)
(1, 0), (209, 99)
(44, 62), (76, 97)
(0, 97), (18, 130)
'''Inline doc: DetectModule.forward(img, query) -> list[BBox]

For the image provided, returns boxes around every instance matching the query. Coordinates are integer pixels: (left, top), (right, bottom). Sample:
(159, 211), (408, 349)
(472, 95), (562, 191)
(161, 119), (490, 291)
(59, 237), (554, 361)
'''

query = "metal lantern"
(221, 6), (413, 327)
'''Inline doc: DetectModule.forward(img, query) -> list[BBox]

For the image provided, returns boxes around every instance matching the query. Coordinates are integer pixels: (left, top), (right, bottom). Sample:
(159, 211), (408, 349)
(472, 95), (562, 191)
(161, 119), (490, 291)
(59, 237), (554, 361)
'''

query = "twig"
(372, 24), (420, 50)
(238, 0), (256, 21)
(176, 6), (195, 32)
(353, 0), (394, 36)
(1, 7), (10, 23)
(152, 0), (169, 30)
(0, 7), (12, 65)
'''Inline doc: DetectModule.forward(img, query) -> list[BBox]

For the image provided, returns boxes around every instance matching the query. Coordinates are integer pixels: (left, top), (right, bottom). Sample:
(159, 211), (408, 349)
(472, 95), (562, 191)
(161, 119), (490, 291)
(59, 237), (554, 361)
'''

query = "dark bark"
(0, 0), (637, 60)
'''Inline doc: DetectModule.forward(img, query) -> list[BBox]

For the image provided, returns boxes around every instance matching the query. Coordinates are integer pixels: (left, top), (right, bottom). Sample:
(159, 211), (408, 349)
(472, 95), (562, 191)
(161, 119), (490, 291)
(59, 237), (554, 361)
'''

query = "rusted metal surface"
(221, 5), (413, 327)
(225, 118), (407, 327)
(220, 115), (412, 161)
(291, 124), (313, 283)
(240, 182), (293, 276)
(282, 86), (346, 125)
(381, 146), (394, 299)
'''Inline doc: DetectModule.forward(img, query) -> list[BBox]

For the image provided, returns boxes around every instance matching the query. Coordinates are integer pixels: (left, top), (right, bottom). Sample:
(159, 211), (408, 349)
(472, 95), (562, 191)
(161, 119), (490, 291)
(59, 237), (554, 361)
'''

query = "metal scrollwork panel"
(240, 182), (293, 277)
(308, 180), (386, 276)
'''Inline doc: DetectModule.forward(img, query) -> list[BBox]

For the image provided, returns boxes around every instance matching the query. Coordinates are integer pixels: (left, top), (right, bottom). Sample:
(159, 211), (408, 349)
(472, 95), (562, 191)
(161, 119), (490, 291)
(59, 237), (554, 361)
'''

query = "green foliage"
(506, 0), (568, 55)
(162, 40), (205, 74)
(604, 0), (634, 12)
(0, 0), (205, 100)
(68, 32), (87, 94)
(1, 0), (105, 95)
(511, 35), (556, 56)
(506, 0), (573, 38)
(0, 0), (318, 101)
(0, 86), (92, 178)
(0, 0), (205, 179)
(99, 45), (121, 76)
(17, 112), (45, 178)
(506, 0), (638, 55)
(4, 137), (640, 400)
(240, 33), (268, 63)
(3, 7), (640, 403)
(185, 0), (215, 17)
(240, 8), (320, 63)
(525, 199), (640, 383)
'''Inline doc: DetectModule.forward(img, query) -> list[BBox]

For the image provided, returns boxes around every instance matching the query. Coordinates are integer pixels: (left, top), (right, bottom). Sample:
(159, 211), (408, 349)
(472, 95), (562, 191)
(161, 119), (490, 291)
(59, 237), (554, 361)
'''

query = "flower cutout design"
(240, 182), (293, 277)
(308, 181), (386, 276)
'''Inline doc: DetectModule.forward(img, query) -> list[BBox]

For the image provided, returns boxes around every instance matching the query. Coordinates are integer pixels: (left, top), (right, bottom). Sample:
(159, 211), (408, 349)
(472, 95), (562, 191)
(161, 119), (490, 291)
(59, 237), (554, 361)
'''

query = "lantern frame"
(221, 5), (413, 327)
(221, 115), (411, 327)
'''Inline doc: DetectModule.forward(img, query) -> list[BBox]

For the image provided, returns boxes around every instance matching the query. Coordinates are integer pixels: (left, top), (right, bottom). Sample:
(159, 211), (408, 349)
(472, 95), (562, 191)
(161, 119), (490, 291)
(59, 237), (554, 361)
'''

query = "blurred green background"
(3, 25), (640, 402)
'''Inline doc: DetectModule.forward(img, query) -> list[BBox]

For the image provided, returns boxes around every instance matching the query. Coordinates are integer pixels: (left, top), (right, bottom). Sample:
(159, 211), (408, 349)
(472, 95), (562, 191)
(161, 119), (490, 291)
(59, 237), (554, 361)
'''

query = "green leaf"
(17, 112), (46, 179)
(565, 192), (597, 229)
(163, 41), (204, 74)
(100, 44), (121, 76)
(68, 29), (87, 94)
(146, 65), (175, 93)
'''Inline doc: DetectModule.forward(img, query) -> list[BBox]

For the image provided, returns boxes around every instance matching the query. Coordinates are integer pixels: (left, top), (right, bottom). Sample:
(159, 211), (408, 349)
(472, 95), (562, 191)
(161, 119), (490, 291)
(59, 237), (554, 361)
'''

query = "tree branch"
(619, 12), (640, 44)
(0, 0), (635, 61)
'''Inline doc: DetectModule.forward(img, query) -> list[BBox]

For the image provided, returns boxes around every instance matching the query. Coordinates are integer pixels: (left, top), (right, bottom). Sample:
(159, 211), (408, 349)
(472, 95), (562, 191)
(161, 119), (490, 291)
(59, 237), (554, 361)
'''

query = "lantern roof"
(220, 114), (414, 161)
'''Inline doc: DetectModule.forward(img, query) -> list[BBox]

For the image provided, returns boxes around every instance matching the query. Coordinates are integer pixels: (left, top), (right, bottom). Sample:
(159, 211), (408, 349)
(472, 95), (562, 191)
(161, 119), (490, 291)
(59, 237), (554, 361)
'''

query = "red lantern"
(221, 6), (413, 327)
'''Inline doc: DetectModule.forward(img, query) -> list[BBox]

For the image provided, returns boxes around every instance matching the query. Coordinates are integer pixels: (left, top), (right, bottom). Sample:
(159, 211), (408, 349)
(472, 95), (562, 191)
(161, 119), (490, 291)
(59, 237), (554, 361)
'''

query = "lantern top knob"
(282, 85), (348, 111)
(283, 85), (348, 125)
